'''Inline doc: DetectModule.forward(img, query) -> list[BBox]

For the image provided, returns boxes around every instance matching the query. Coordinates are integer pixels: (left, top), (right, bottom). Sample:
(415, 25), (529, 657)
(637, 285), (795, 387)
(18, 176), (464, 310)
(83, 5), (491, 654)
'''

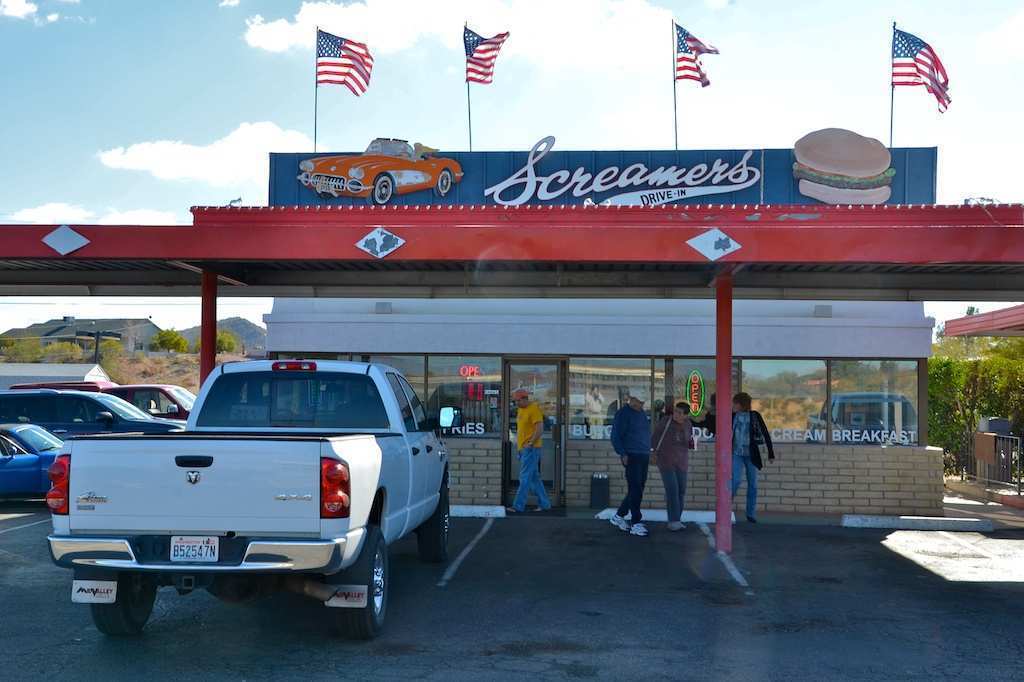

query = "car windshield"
(168, 387), (196, 410)
(14, 425), (63, 451)
(91, 393), (154, 421)
(365, 139), (413, 158)
(196, 371), (390, 429)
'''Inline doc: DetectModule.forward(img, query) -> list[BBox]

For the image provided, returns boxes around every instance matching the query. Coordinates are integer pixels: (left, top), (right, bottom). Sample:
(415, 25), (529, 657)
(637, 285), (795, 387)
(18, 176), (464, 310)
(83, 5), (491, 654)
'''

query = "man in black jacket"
(695, 392), (775, 522)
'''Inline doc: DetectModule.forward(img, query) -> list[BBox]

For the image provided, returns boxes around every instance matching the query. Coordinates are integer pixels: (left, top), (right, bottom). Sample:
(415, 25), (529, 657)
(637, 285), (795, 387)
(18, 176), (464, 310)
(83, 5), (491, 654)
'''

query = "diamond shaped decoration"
(42, 225), (90, 256)
(356, 227), (405, 259)
(686, 228), (741, 261)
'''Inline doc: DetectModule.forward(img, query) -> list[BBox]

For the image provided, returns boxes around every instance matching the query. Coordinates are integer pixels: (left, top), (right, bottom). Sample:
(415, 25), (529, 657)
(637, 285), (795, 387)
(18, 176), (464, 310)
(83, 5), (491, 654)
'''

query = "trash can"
(590, 472), (610, 509)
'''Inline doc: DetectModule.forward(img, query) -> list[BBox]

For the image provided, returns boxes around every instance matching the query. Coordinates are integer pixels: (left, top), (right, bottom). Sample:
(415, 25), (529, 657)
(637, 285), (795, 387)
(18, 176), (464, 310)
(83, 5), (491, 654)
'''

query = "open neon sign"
(459, 364), (481, 378)
(688, 370), (705, 414)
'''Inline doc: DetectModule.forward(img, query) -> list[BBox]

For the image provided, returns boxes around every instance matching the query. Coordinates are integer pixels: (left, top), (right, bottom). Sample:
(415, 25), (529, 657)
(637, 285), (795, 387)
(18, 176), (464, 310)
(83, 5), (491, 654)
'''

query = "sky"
(1, 0), (1022, 333)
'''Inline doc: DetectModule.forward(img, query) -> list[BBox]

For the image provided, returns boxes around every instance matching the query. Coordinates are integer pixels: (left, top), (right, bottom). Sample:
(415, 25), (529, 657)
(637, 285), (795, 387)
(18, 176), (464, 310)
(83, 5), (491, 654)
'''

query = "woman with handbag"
(653, 401), (694, 531)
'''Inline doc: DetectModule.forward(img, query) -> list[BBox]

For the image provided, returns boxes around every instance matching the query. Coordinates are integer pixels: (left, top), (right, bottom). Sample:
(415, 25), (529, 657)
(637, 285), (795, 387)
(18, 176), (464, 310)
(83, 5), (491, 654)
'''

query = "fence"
(964, 432), (1022, 494)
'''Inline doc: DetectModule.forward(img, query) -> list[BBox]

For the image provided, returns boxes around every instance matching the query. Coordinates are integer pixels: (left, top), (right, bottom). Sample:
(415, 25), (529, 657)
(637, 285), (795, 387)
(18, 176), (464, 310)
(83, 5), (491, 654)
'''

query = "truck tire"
(416, 478), (449, 563)
(90, 573), (157, 636)
(332, 525), (388, 640)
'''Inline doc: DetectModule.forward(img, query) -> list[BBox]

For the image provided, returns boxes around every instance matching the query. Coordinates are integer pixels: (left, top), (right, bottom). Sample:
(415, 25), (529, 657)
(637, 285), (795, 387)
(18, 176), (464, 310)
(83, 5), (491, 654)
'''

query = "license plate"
(170, 536), (219, 563)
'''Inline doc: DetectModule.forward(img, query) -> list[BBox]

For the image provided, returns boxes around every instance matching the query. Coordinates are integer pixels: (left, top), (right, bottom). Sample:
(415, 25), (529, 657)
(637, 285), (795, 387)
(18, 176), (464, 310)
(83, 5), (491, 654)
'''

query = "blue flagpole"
(314, 26), (319, 153)
(672, 19), (678, 151)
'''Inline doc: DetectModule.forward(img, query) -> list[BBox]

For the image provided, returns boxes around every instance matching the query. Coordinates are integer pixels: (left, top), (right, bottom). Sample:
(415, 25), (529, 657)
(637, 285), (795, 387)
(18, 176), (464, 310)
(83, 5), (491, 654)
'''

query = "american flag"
(675, 23), (719, 87)
(892, 28), (950, 112)
(464, 26), (509, 84)
(316, 29), (374, 96)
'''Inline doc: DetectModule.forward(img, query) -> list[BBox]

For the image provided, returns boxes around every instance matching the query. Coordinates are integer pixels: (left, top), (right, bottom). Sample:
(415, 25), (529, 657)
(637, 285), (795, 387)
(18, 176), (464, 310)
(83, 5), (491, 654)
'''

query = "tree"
(41, 341), (84, 363)
(192, 330), (239, 354)
(150, 329), (189, 353)
(3, 339), (43, 362)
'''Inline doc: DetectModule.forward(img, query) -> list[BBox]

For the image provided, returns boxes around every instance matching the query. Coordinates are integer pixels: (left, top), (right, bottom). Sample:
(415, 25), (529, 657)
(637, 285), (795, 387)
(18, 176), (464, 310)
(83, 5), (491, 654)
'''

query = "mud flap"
(72, 580), (118, 603)
(324, 584), (368, 608)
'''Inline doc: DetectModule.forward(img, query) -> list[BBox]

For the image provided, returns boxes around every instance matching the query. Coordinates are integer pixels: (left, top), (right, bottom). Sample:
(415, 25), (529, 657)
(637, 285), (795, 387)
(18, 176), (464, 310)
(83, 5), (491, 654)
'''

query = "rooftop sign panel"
(269, 129), (937, 208)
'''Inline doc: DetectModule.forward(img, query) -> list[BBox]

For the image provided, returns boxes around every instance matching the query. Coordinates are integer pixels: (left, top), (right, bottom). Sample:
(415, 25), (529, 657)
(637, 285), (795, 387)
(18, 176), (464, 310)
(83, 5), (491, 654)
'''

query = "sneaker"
(667, 521), (686, 531)
(746, 515), (758, 524)
(609, 514), (630, 532)
(629, 523), (649, 537)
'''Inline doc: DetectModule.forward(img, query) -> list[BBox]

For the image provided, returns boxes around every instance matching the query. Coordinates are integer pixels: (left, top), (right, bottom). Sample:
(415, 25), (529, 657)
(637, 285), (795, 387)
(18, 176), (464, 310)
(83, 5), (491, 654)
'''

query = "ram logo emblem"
(186, 471), (201, 485)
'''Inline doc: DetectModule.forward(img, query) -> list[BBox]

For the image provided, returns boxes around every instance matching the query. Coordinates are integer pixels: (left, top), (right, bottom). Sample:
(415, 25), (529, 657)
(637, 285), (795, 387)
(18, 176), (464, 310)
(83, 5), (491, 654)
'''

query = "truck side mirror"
(96, 411), (114, 426)
(439, 407), (462, 429)
(166, 404), (179, 414)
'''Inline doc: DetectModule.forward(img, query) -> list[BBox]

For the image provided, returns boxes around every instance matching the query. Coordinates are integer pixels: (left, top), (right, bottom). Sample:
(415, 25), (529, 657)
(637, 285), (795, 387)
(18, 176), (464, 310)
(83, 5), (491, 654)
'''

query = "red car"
(10, 382), (196, 420)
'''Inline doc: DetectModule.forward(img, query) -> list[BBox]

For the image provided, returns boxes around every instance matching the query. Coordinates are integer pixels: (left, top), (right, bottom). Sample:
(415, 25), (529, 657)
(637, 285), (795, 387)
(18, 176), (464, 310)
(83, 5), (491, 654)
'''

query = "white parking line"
(436, 517), (494, 588)
(0, 518), (49, 536)
(697, 522), (753, 593)
(938, 531), (998, 560)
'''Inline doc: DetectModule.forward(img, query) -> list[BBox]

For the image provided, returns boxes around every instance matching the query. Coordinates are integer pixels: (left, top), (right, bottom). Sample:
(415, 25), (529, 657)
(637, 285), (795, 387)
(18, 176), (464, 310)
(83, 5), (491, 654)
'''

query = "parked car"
(46, 360), (458, 639)
(10, 382), (195, 421)
(0, 390), (186, 437)
(0, 424), (64, 496)
(105, 384), (196, 420)
(806, 392), (918, 444)
(297, 138), (463, 205)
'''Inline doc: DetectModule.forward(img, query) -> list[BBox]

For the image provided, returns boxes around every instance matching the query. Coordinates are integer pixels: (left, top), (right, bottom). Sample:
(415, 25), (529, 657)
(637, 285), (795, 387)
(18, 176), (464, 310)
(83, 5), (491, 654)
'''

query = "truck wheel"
(333, 525), (388, 640)
(416, 478), (449, 563)
(90, 573), (157, 636)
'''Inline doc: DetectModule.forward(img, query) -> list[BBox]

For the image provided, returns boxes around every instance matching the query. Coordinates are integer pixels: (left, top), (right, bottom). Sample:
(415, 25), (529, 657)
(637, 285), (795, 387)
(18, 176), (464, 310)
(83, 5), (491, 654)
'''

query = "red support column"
(199, 271), (217, 386)
(714, 273), (734, 553)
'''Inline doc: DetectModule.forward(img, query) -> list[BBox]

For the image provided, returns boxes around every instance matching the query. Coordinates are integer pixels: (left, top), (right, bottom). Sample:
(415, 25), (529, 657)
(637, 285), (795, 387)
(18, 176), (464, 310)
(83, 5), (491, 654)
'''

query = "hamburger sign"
(793, 128), (895, 205)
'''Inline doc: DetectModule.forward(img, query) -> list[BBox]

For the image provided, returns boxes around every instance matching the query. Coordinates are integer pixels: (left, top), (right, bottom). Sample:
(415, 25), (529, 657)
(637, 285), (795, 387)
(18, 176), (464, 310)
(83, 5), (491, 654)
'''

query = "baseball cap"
(513, 389), (529, 399)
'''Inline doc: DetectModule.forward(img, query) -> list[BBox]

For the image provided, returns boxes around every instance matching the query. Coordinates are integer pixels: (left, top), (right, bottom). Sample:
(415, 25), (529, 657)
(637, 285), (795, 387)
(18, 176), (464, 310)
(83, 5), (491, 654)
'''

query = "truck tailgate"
(69, 437), (323, 535)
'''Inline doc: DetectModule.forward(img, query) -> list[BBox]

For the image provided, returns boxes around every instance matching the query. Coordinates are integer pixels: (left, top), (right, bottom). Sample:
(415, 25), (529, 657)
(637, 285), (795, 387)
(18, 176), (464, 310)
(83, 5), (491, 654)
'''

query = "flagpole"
(313, 25), (319, 152)
(889, 21), (896, 148)
(671, 19), (678, 151)
(465, 22), (473, 151)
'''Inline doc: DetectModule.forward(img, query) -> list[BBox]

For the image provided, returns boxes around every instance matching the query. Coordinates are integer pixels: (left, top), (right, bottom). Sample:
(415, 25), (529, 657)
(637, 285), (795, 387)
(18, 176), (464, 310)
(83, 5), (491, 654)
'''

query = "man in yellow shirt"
(509, 388), (552, 513)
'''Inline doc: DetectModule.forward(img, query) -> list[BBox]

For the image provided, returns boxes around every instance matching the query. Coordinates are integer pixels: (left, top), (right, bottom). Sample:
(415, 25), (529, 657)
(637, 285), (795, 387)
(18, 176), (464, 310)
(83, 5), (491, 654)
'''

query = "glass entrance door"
(505, 360), (564, 507)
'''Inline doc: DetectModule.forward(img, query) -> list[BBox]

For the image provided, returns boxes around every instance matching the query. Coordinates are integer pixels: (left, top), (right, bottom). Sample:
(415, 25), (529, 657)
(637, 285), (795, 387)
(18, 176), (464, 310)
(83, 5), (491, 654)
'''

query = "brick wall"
(444, 438), (944, 516)
(566, 441), (943, 516)
(446, 439), (503, 506)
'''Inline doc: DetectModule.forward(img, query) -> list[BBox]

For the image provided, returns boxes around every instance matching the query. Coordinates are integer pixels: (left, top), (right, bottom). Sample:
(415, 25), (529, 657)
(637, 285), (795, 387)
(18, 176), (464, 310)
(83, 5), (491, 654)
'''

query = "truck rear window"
(196, 372), (390, 429)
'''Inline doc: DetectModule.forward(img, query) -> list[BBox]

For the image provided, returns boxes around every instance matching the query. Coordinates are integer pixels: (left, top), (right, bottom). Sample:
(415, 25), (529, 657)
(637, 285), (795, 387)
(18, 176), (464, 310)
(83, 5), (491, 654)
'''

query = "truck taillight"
(273, 361), (317, 371)
(46, 454), (71, 515)
(320, 458), (350, 519)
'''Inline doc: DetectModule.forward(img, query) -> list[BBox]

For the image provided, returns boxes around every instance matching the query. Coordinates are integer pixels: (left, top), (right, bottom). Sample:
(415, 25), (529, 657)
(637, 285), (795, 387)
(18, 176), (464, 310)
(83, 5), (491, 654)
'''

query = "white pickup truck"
(46, 360), (456, 639)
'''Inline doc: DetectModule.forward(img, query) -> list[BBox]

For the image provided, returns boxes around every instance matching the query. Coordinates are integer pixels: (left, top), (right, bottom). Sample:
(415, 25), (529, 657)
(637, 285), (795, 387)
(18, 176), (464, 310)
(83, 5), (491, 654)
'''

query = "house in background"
(1, 316), (162, 352)
(0, 363), (111, 390)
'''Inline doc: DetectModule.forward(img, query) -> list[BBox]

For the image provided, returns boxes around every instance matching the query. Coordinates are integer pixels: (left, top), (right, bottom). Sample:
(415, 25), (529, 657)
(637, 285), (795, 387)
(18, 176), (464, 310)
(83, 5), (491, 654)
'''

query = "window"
(0, 396), (56, 424)
(569, 358), (653, 440)
(130, 389), (176, 415)
(368, 355), (426, 399)
(670, 359), (740, 439)
(196, 371), (390, 430)
(397, 375), (427, 427)
(57, 396), (102, 424)
(829, 361), (919, 445)
(426, 356), (502, 438)
(741, 360), (828, 443)
(387, 373), (418, 432)
(91, 394), (153, 421)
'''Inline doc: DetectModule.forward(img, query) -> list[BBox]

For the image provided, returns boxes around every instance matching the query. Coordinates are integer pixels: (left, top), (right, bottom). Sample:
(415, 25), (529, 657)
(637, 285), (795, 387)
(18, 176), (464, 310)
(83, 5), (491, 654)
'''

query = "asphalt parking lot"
(3, 502), (1024, 681)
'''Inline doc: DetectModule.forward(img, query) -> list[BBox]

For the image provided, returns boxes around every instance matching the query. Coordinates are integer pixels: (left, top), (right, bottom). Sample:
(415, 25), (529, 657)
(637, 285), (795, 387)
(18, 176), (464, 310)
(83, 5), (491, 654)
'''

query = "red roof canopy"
(945, 303), (1024, 337)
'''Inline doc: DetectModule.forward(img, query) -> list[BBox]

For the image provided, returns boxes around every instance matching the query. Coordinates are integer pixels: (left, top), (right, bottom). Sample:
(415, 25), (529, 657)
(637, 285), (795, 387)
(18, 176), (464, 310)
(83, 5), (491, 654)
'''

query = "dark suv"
(0, 390), (186, 437)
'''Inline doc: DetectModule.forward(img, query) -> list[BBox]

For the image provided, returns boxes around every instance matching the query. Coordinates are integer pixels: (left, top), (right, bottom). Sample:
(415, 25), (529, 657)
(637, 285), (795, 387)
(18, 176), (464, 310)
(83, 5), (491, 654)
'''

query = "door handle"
(411, 447), (421, 456)
(175, 456), (213, 468)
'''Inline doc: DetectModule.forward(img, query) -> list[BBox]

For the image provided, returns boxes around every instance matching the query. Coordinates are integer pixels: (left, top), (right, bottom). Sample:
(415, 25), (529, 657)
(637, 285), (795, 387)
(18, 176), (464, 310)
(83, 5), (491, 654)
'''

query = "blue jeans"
(616, 455), (650, 523)
(513, 447), (551, 512)
(731, 453), (759, 519)
(660, 468), (688, 523)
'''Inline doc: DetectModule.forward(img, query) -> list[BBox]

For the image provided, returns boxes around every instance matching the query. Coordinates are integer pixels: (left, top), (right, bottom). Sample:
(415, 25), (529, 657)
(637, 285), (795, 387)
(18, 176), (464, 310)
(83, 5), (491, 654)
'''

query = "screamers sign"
(484, 137), (759, 207)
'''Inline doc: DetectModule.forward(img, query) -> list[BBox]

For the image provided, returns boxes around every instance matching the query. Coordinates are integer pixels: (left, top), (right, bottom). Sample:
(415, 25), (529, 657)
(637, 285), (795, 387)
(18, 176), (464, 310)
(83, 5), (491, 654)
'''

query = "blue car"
(0, 424), (64, 496)
(0, 390), (186, 438)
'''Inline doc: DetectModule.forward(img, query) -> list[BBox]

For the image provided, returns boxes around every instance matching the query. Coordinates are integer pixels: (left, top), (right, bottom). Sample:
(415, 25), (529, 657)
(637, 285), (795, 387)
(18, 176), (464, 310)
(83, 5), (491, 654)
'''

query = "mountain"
(181, 317), (266, 353)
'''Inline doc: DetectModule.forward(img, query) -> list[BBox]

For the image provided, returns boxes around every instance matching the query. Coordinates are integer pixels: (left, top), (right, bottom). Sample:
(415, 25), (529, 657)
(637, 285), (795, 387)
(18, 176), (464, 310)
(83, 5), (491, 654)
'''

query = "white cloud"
(979, 8), (1024, 62)
(1, 0), (37, 19)
(243, 0), (673, 75)
(219, 0), (240, 7)
(97, 121), (311, 189)
(6, 203), (180, 225)
(45, 12), (58, 22)
(704, 0), (734, 9)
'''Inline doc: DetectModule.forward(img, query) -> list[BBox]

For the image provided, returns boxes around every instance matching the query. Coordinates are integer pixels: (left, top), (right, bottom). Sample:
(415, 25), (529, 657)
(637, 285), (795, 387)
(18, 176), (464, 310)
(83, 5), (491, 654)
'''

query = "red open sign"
(459, 364), (481, 378)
